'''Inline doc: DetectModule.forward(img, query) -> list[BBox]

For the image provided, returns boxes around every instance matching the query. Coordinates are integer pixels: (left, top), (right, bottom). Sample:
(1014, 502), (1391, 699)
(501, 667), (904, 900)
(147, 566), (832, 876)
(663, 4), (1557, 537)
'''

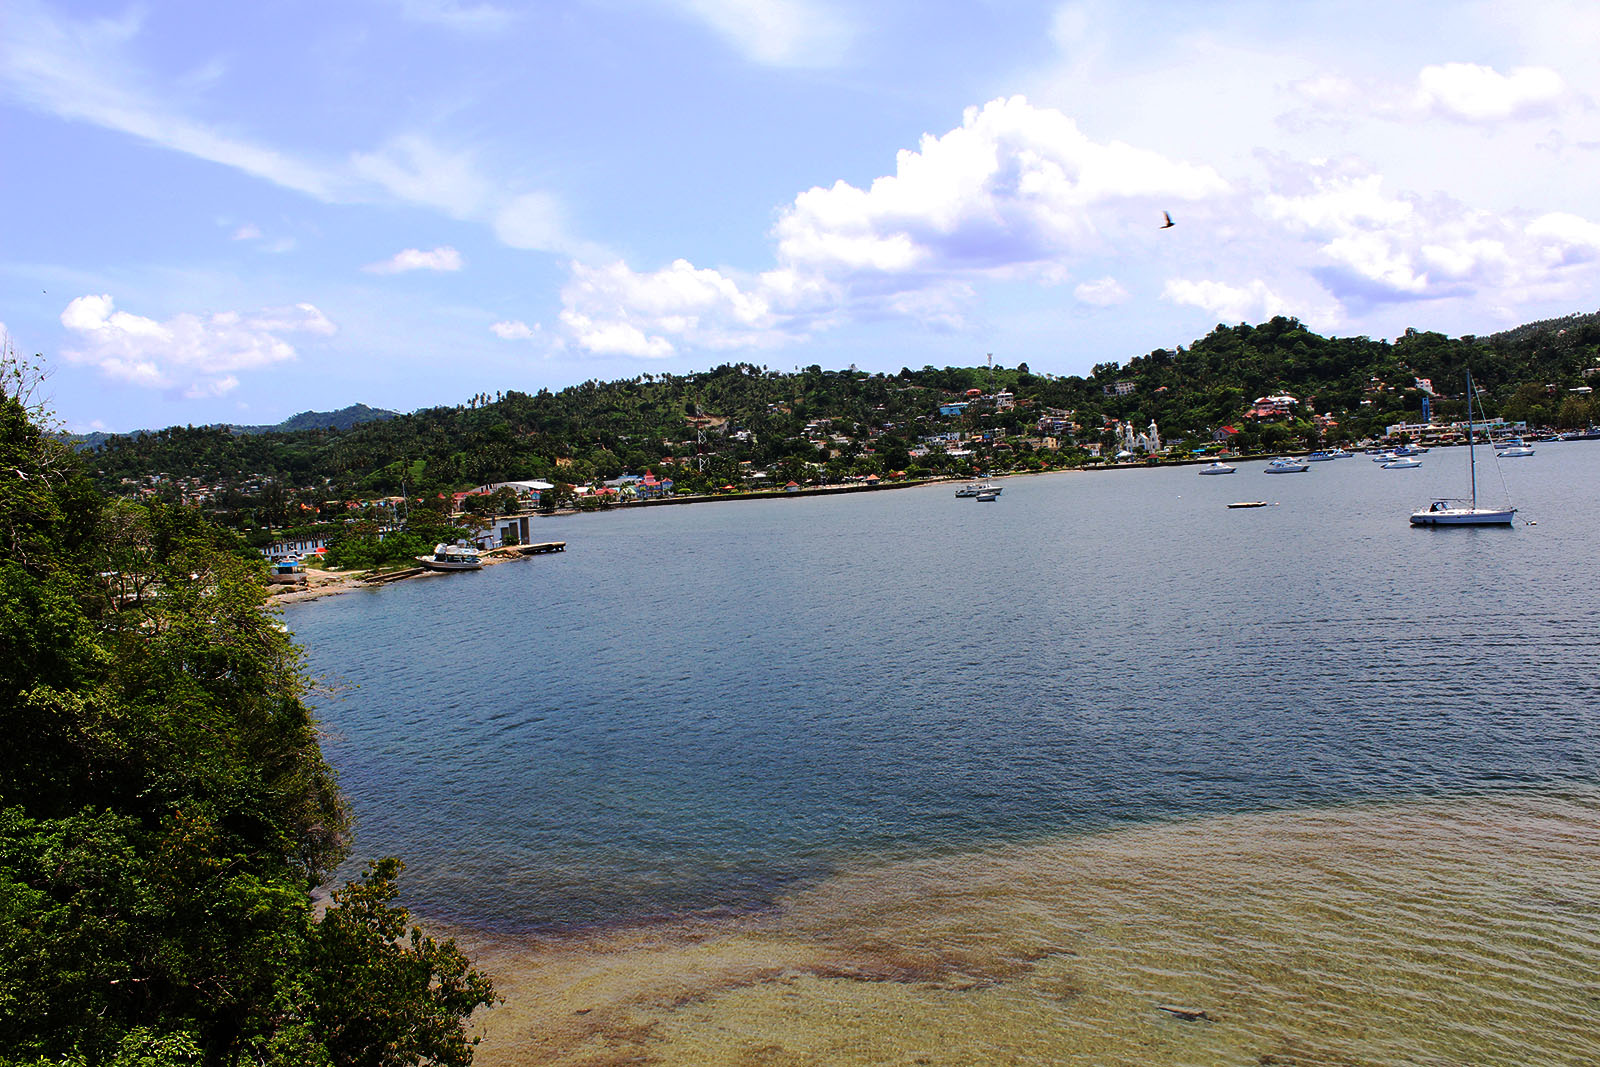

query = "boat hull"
(1409, 508), (1516, 526)
(415, 557), (484, 570)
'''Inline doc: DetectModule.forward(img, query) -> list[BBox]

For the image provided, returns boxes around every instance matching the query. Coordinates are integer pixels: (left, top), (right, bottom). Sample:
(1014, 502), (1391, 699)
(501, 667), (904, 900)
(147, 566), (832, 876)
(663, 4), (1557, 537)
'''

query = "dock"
(510, 541), (566, 556)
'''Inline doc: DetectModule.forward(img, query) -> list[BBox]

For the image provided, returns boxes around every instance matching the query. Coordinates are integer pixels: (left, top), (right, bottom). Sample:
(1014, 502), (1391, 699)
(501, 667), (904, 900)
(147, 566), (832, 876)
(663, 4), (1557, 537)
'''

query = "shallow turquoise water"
(286, 443), (1600, 931)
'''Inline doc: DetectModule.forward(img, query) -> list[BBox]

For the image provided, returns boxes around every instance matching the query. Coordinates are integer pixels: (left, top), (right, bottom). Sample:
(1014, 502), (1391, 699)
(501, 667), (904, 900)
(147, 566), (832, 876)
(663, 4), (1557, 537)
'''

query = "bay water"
(286, 444), (1600, 1064)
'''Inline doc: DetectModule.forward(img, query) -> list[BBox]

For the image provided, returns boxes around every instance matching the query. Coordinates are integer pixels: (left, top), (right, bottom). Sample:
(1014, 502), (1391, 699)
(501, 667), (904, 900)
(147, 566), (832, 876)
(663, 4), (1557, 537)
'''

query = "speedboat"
(1499, 445), (1535, 458)
(975, 490), (998, 501)
(1197, 461), (1235, 475)
(1328, 448), (1353, 459)
(1371, 452), (1397, 462)
(1382, 457), (1422, 469)
(1263, 457), (1309, 473)
(416, 543), (486, 570)
(1306, 450), (1334, 461)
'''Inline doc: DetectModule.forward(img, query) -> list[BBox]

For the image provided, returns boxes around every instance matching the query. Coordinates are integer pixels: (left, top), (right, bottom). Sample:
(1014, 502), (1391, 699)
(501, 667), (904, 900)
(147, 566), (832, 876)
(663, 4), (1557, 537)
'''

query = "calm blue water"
(287, 444), (1600, 932)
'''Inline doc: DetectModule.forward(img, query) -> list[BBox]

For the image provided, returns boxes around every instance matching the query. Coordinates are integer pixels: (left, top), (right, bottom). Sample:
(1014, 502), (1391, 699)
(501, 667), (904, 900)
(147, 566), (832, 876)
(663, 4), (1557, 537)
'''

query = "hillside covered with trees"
(82, 311), (1600, 537)
(0, 360), (495, 1066)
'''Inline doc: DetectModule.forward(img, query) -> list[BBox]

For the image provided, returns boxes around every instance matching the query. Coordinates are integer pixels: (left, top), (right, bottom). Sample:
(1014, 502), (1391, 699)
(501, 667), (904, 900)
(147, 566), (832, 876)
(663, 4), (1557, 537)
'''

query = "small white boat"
(1499, 445), (1535, 458)
(416, 543), (486, 570)
(1382, 457), (1422, 469)
(1328, 448), (1354, 459)
(955, 484), (983, 497)
(1306, 450), (1334, 461)
(975, 490), (998, 502)
(1371, 452), (1397, 463)
(1197, 461), (1235, 475)
(1263, 457), (1309, 473)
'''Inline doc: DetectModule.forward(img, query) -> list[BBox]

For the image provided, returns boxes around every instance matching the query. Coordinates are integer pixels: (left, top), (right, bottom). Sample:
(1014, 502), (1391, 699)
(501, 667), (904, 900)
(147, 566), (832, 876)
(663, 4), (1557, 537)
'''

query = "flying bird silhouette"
(1160, 211), (1176, 229)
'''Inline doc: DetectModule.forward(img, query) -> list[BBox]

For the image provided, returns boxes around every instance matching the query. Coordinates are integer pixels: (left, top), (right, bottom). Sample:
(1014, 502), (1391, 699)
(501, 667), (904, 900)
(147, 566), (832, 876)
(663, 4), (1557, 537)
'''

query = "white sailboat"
(1409, 370), (1516, 526)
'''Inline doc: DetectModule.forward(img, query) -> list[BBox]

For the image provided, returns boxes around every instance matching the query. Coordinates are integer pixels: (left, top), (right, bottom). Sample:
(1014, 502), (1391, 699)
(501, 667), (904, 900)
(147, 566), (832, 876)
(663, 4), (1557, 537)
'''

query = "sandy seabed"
(441, 790), (1600, 1066)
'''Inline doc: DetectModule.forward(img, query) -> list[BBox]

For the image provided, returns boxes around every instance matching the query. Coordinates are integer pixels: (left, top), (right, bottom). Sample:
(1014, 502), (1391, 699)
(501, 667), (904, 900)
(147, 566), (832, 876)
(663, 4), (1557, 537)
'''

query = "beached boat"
(1197, 461), (1235, 475)
(416, 543), (486, 570)
(1410, 371), (1516, 527)
(1263, 457), (1309, 473)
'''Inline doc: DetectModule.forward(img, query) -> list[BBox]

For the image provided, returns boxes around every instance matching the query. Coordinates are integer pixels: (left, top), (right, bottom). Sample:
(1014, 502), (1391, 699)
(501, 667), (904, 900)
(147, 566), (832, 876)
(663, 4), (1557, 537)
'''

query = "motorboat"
(1382, 457), (1422, 469)
(1371, 452), (1397, 462)
(416, 543), (486, 570)
(1499, 445), (1535, 458)
(1197, 461), (1235, 475)
(1263, 457), (1309, 473)
(975, 490), (999, 501)
(1328, 448), (1354, 459)
(1227, 500), (1274, 508)
(955, 484), (983, 497)
(1306, 451), (1335, 461)
(1410, 370), (1516, 527)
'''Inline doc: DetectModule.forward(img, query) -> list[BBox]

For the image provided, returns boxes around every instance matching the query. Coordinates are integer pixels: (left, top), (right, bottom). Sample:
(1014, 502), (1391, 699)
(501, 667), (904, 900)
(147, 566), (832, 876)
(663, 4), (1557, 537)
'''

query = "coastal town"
(93, 347), (1599, 590)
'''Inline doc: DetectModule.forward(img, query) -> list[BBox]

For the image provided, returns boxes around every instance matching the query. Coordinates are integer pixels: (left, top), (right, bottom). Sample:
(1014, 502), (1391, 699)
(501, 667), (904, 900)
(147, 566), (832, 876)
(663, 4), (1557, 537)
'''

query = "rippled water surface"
(287, 444), (1600, 932)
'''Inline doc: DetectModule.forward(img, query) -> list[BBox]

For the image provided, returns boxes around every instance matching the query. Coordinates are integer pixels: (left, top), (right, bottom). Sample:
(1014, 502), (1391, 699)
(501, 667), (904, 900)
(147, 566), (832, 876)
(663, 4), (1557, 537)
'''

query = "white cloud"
(348, 135), (492, 219)
(559, 258), (784, 357)
(364, 246), (464, 274)
(1289, 62), (1568, 127)
(490, 319), (537, 340)
(1074, 276), (1129, 306)
(1414, 63), (1566, 123)
(552, 96), (1233, 358)
(60, 294), (334, 397)
(232, 223), (262, 241)
(0, 4), (340, 200)
(1525, 212), (1600, 265)
(0, 5), (572, 254)
(774, 96), (1229, 278)
(1161, 279), (1291, 324)
(667, 0), (853, 67)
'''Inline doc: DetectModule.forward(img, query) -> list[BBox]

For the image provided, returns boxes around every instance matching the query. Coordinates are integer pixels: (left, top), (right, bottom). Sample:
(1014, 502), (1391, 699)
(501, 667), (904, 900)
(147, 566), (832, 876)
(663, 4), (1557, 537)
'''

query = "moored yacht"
(1197, 461), (1235, 475)
(1263, 457), (1309, 473)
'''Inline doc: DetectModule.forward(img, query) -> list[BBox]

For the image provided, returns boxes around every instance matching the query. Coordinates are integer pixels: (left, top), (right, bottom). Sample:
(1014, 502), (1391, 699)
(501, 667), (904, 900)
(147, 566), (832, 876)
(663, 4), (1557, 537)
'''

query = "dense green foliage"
(82, 311), (1600, 525)
(0, 371), (494, 1066)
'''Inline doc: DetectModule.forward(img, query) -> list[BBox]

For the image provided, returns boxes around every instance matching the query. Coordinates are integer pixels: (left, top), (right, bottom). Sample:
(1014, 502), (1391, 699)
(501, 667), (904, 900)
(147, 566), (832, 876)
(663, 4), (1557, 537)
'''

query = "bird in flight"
(1160, 211), (1176, 229)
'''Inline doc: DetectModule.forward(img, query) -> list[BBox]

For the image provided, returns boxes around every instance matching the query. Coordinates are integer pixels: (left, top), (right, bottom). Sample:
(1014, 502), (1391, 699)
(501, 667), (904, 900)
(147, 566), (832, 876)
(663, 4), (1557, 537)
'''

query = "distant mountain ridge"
(71, 403), (399, 449)
(233, 404), (400, 434)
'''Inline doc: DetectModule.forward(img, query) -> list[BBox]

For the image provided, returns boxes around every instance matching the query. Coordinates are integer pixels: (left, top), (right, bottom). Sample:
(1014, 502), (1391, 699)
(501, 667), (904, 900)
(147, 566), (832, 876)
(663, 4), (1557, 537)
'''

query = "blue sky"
(5, 0), (1600, 432)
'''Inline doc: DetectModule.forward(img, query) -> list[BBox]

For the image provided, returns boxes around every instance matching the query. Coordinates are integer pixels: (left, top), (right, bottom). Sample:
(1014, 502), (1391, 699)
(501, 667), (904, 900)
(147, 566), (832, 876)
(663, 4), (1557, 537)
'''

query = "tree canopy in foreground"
(0, 359), (495, 1066)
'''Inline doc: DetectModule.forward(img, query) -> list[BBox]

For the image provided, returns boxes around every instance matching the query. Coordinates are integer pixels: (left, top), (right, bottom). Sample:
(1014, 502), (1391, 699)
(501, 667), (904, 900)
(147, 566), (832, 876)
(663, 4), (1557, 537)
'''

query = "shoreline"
(265, 447), (1440, 608)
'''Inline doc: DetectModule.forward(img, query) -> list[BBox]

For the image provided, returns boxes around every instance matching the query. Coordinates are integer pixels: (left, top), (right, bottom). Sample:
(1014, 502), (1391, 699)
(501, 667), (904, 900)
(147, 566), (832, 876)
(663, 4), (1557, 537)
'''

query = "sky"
(4, 0), (1600, 432)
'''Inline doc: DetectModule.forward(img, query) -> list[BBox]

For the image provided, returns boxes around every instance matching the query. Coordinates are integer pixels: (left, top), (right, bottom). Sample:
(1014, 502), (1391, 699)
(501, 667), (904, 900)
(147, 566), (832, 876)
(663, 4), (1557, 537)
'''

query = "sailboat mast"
(1466, 370), (1478, 510)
